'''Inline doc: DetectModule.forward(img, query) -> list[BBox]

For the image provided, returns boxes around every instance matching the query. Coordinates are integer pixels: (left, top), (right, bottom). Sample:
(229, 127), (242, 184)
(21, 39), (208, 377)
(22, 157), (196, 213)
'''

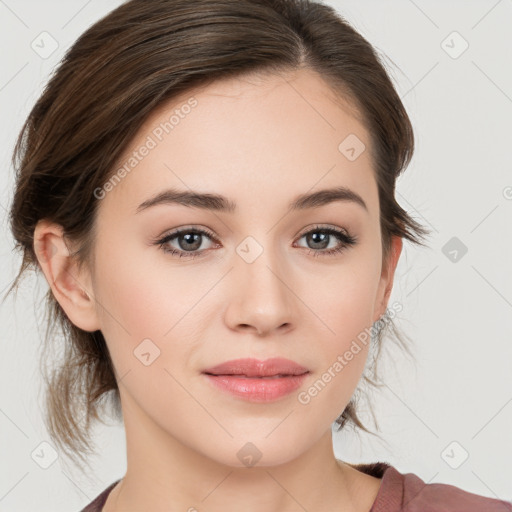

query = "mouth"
(202, 358), (310, 402)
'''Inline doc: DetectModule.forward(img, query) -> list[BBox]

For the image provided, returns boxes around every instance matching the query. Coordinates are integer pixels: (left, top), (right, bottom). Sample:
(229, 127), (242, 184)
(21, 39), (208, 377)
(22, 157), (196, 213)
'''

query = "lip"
(202, 358), (309, 403)
(203, 357), (309, 377)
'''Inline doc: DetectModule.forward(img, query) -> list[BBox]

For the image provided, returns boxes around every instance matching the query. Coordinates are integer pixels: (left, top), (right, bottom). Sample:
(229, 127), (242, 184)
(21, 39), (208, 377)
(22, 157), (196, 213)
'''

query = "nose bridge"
(238, 232), (290, 296)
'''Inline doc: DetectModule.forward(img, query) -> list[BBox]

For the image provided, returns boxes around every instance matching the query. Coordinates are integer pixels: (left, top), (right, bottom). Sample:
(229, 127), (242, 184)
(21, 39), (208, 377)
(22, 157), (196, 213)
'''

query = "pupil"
(309, 232), (328, 249)
(181, 233), (201, 250)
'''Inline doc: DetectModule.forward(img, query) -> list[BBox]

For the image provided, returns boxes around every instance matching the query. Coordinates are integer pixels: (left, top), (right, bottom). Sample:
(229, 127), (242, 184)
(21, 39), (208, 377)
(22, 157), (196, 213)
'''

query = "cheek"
(91, 239), (166, 362)
(294, 288), (377, 428)
(92, 258), (199, 420)
(297, 252), (381, 405)
(93, 227), (180, 333)
(304, 253), (381, 346)
(92, 241), (214, 383)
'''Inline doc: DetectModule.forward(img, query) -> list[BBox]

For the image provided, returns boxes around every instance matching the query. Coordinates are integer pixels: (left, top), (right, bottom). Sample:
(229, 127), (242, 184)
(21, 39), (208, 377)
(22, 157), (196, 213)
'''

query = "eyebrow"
(135, 185), (368, 214)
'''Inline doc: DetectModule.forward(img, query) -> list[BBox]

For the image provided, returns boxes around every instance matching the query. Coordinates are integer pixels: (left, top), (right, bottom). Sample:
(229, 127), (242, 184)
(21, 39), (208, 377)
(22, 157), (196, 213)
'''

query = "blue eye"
(154, 224), (357, 259)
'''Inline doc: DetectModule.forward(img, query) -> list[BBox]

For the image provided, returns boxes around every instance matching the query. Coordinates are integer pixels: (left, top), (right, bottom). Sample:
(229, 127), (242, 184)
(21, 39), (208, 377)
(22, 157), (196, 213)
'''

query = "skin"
(34, 67), (402, 512)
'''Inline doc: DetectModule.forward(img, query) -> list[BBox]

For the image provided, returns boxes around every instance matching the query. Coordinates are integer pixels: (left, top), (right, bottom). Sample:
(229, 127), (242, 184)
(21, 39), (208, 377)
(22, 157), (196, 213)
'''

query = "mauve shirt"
(79, 461), (512, 511)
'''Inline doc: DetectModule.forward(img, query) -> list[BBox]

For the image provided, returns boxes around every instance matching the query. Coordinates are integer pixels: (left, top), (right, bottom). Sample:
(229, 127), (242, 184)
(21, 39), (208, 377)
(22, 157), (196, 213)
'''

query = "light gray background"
(1, 1), (511, 510)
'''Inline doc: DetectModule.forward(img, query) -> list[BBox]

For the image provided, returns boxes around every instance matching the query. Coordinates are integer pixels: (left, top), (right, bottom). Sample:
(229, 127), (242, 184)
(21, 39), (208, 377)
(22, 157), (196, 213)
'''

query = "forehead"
(99, 67), (377, 220)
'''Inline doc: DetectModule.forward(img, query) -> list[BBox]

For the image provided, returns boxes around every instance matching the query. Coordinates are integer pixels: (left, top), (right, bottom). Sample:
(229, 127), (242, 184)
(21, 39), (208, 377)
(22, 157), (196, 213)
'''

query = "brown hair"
(5, 0), (430, 472)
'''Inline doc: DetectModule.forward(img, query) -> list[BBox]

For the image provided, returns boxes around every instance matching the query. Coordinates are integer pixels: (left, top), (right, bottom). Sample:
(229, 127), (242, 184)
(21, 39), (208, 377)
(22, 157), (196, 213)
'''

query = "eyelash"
(153, 225), (357, 260)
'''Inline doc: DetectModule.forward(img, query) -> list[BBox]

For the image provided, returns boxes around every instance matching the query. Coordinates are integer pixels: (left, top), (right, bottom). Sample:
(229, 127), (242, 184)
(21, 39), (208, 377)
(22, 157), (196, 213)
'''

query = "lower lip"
(203, 373), (309, 402)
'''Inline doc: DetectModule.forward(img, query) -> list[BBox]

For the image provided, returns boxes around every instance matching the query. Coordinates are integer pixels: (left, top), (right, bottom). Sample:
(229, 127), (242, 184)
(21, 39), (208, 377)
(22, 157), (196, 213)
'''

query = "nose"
(224, 241), (296, 337)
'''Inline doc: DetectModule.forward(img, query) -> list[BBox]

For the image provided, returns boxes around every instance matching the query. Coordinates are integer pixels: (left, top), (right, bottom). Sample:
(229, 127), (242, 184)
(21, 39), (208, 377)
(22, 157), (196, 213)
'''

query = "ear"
(373, 235), (402, 323)
(33, 219), (100, 332)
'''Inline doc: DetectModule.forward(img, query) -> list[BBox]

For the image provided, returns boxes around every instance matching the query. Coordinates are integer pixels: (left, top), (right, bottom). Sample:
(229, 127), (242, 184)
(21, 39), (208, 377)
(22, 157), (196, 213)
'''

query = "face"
(44, 68), (401, 468)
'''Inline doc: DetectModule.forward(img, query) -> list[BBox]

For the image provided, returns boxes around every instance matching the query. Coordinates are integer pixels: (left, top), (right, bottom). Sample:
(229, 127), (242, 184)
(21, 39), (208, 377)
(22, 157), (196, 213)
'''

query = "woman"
(5, 0), (511, 511)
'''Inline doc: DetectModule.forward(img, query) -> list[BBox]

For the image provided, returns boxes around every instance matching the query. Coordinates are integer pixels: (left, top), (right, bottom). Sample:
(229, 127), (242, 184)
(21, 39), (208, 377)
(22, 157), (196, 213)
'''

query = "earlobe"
(373, 235), (403, 323)
(33, 219), (100, 332)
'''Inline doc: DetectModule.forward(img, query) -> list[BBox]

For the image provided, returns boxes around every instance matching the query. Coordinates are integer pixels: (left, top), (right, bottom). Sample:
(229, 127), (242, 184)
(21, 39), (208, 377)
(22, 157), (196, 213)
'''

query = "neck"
(103, 393), (379, 512)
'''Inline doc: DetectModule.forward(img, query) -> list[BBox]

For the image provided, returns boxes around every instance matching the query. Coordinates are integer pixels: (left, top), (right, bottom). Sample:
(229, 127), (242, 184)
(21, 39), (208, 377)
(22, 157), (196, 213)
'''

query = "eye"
(153, 224), (357, 259)
(154, 227), (219, 259)
(294, 225), (357, 257)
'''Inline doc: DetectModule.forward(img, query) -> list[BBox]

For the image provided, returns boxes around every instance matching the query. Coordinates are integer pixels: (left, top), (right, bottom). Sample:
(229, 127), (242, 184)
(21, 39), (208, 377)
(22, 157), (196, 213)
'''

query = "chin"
(199, 435), (310, 470)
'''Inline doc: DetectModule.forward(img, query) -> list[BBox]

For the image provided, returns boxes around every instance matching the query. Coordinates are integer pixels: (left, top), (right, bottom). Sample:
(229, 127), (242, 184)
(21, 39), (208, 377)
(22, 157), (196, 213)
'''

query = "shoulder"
(349, 461), (512, 512)
(396, 469), (512, 512)
(79, 480), (120, 512)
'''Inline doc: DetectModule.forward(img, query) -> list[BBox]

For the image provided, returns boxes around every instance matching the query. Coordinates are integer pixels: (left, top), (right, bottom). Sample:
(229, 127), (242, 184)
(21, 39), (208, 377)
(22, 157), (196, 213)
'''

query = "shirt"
(79, 461), (512, 511)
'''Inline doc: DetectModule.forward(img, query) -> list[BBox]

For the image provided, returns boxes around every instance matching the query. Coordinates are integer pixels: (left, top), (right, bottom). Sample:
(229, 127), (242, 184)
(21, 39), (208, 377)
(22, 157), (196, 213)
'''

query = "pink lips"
(202, 358), (309, 402)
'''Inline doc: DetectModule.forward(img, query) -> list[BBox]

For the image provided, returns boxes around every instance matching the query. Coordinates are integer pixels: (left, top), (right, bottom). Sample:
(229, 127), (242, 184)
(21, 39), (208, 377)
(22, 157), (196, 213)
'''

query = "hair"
(4, 0), (430, 473)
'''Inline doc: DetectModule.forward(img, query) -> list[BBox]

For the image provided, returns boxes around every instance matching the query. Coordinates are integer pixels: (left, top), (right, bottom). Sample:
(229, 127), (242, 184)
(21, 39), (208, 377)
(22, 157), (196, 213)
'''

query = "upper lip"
(203, 358), (309, 377)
